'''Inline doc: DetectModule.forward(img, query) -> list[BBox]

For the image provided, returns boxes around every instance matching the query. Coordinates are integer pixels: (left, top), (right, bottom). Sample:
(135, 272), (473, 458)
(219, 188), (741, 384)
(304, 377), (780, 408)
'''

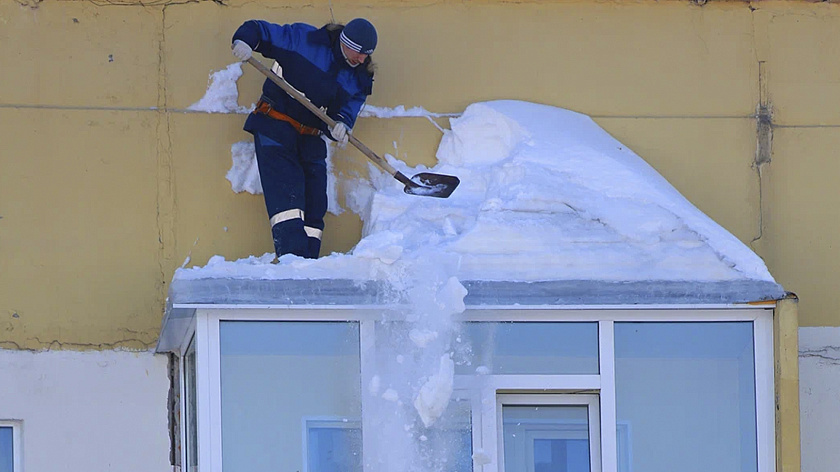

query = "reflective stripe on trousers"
(270, 209), (304, 227)
(304, 226), (323, 240)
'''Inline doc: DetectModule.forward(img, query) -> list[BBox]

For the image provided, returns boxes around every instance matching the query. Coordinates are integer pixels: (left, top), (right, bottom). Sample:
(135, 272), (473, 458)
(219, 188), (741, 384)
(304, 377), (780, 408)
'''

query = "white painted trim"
(193, 307), (387, 321)
(482, 384), (500, 472)
(0, 420), (23, 472)
(181, 307), (771, 330)
(598, 321), (617, 472)
(463, 304), (772, 311)
(195, 314), (214, 472)
(207, 313), (223, 472)
(176, 304), (404, 312)
(467, 389), (486, 472)
(175, 303), (773, 312)
(457, 308), (767, 322)
(179, 348), (188, 472)
(475, 375), (601, 391)
(754, 313), (775, 472)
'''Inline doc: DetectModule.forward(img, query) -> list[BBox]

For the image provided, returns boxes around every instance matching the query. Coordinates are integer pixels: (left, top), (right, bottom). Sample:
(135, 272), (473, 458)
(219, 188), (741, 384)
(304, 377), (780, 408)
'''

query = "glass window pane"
(456, 322), (599, 375)
(503, 405), (591, 472)
(615, 322), (757, 472)
(421, 398), (473, 472)
(0, 427), (12, 472)
(220, 321), (361, 472)
(306, 421), (362, 472)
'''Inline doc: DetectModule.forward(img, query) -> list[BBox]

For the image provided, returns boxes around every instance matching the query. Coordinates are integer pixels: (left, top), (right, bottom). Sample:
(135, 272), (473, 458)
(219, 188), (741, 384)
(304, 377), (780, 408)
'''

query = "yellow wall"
(1, 0), (839, 350)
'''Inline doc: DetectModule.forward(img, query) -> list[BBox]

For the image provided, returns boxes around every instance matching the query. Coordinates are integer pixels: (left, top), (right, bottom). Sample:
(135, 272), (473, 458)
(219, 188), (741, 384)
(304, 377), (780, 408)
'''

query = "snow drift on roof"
(178, 100), (775, 285)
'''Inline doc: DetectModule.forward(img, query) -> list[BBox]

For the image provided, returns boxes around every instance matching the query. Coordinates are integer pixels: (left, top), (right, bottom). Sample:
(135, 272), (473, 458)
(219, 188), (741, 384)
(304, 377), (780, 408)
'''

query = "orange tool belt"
(253, 100), (321, 136)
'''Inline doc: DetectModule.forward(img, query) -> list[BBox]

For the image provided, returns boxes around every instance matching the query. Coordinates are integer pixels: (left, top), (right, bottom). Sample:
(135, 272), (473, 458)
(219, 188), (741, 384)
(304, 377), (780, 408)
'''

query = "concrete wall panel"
(168, 112), (273, 266)
(164, 1), (757, 117)
(0, 109), (162, 349)
(0, 1), (162, 108)
(799, 327), (840, 472)
(759, 127), (840, 327)
(0, 349), (171, 472)
(755, 3), (840, 126)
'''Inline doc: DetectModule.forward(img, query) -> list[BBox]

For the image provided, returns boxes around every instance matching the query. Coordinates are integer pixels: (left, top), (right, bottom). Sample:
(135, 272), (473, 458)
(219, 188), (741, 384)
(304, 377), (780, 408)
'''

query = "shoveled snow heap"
(177, 99), (775, 284)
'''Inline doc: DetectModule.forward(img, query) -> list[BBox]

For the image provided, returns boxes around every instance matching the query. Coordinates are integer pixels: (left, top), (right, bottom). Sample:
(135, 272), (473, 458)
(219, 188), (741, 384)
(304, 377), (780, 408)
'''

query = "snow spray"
(362, 249), (470, 472)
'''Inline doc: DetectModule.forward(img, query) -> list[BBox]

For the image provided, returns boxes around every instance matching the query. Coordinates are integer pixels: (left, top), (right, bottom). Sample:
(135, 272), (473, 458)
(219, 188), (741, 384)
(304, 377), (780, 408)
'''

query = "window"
(500, 395), (601, 472)
(304, 418), (362, 472)
(0, 421), (21, 472)
(179, 308), (773, 472)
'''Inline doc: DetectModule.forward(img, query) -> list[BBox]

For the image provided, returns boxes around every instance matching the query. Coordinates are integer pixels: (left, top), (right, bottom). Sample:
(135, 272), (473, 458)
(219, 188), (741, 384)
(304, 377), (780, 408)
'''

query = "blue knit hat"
(340, 18), (377, 55)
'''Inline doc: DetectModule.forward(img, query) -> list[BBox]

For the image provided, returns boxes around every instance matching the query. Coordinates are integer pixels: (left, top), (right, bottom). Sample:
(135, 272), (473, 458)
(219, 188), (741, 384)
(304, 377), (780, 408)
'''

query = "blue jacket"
(232, 21), (374, 139)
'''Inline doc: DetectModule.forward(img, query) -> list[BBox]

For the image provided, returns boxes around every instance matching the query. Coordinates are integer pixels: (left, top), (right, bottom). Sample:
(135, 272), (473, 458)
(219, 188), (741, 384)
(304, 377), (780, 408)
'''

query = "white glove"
(232, 40), (252, 61)
(331, 122), (349, 147)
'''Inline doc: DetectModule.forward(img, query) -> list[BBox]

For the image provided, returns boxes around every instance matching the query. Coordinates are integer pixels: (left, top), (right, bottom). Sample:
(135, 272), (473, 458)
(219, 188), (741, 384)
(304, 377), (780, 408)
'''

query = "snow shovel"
(244, 57), (460, 198)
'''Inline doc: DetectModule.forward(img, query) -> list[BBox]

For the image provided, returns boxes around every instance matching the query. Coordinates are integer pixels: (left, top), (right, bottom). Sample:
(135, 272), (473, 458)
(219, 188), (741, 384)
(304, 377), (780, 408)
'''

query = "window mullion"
(194, 311), (212, 472)
(482, 385), (500, 472)
(207, 313), (223, 472)
(755, 314), (775, 472)
(599, 320), (617, 472)
(195, 310), (223, 472)
(180, 349), (189, 472)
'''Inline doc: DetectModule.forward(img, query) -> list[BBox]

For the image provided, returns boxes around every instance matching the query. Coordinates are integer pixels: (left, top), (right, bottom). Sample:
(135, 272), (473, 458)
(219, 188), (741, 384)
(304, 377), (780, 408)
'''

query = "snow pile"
(340, 100), (774, 284)
(187, 63), (253, 114)
(183, 65), (775, 285)
(226, 141), (261, 194)
(359, 104), (453, 118)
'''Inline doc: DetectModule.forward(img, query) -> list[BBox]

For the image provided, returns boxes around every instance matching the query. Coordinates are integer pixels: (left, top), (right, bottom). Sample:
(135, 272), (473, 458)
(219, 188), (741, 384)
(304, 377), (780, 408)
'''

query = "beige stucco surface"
(757, 127), (840, 327)
(0, 1), (162, 108)
(0, 108), (161, 349)
(1, 0), (838, 345)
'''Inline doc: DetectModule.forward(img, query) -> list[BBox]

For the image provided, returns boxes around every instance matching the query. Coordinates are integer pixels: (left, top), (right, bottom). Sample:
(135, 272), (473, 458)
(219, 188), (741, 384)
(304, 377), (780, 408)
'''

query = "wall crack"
(750, 60), (772, 250)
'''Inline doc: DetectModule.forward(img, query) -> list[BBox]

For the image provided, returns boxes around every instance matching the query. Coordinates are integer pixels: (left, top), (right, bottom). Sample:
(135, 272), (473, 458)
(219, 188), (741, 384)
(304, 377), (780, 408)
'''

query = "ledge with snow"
(162, 100), (783, 320)
(158, 101), (793, 472)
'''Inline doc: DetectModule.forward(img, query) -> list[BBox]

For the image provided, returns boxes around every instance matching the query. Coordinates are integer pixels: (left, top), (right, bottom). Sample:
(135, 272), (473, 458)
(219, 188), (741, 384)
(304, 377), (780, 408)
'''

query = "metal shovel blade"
(404, 172), (461, 198)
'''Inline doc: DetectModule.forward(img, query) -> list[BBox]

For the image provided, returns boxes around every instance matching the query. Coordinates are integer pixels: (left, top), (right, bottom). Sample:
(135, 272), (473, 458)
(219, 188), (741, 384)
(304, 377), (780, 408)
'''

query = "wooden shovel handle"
(245, 57), (408, 183)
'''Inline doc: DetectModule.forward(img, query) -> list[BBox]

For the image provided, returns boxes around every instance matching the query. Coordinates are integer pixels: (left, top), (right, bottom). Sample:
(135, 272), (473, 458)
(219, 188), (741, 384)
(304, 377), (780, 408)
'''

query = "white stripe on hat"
(340, 30), (363, 53)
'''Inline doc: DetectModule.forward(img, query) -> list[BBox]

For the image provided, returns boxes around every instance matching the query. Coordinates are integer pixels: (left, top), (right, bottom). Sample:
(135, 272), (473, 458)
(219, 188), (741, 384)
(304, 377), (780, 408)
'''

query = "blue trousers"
(253, 124), (327, 259)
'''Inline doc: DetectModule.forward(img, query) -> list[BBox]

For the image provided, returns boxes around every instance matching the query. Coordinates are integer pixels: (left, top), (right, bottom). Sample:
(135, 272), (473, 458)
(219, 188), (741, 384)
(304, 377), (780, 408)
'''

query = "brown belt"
(253, 101), (321, 136)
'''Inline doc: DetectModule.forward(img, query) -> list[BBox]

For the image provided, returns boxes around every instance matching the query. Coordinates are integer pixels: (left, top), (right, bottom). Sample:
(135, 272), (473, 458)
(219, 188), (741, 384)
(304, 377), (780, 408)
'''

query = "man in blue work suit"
(231, 18), (376, 259)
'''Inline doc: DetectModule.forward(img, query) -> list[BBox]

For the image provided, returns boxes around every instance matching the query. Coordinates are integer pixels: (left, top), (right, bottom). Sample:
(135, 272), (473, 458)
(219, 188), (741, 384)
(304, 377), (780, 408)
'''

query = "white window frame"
(181, 333), (199, 472)
(496, 394), (601, 472)
(0, 420), (23, 472)
(181, 305), (774, 472)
